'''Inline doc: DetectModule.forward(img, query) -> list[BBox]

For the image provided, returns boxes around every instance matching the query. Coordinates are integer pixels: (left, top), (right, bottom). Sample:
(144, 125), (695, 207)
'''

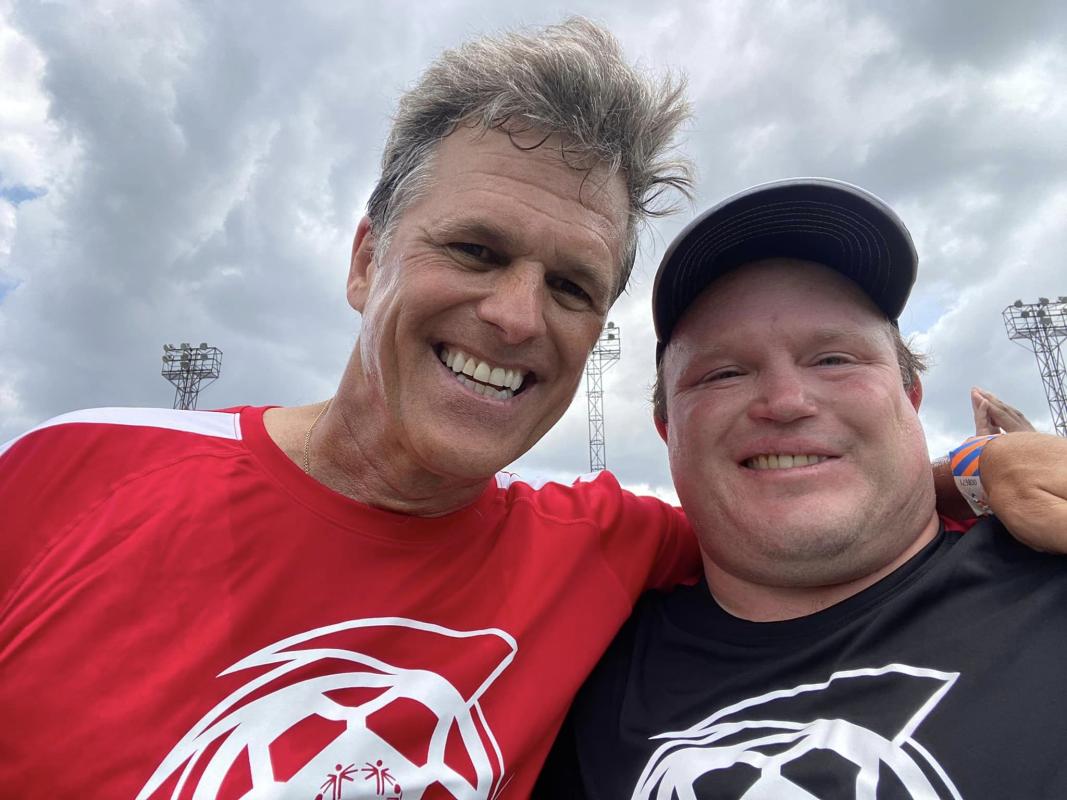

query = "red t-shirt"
(0, 406), (698, 799)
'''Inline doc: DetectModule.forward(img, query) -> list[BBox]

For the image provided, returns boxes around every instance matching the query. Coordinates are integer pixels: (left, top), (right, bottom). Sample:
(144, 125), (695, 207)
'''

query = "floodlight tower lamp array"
(1003, 297), (1067, 437)
(161, 342), (223, 410)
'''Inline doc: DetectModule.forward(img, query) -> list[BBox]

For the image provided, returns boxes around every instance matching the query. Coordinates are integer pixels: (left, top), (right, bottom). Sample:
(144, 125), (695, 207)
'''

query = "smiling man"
(302, 123), (629, 511)
(0, 19), (698, 800)
(1, 21), (1061, 799)
(545, 178), (1067, 799)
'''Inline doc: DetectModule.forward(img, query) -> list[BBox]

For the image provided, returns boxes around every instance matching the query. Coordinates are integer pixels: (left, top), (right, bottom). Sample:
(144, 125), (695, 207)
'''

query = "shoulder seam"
(0, 407), (242, 458)
(494, 469), (605, 491)
(498, 489), (636, 611)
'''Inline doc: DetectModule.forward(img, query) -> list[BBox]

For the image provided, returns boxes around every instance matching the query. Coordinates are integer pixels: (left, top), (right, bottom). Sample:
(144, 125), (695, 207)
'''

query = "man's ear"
(654, 414), (668, 444)
(347, 216), (376, 312)
(907, 373), (923, 411)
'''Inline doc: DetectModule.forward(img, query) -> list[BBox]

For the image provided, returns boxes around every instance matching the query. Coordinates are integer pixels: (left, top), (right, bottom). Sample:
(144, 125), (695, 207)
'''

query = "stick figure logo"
(136, 618), (516, 800)
(633, 664), (962, 800)
(319, 762), (357, 799)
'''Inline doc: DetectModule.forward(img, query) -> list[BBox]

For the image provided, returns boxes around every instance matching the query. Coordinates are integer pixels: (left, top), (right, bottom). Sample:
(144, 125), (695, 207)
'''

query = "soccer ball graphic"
(136, 618), (517, 800)
(633, 664), (962, 800)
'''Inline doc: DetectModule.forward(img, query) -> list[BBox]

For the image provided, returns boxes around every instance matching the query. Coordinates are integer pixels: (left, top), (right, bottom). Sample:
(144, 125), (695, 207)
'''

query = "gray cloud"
(3, 0), (1065, 498)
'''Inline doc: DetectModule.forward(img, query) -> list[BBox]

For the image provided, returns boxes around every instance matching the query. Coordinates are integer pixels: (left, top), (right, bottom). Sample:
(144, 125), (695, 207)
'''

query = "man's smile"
(736, 439), (841, 473)
(743, 454), (833, 470)
(437, 345), (531, 400)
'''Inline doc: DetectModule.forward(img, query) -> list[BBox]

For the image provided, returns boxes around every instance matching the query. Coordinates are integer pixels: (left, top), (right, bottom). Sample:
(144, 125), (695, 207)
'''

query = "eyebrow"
(676, 326), (887, 360)
(429, 218), (616, 306)
(806, 327), (889, 349)
(431, 219), (518, 252)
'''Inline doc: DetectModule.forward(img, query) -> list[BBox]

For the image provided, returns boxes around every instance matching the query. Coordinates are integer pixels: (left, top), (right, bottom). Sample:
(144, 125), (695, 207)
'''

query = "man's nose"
(476, 263), (548, 344)
(748, 365), (818, 423)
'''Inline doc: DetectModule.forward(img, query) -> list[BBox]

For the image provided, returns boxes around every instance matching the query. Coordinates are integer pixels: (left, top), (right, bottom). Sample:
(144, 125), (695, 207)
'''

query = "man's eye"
(448, 242), (495, 262)
(703, 368), (743, 382)
(816, 354), (851, 366)
(549, 277), (593, 306)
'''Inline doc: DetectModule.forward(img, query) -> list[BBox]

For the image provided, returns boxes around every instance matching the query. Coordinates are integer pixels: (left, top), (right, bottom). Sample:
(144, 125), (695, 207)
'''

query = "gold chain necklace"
(302, 398), (332, 475)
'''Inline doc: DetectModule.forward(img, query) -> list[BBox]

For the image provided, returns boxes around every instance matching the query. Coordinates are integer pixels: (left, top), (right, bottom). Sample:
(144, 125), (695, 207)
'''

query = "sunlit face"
(659, 259), (934, 588)
(348, 125), (628, 482)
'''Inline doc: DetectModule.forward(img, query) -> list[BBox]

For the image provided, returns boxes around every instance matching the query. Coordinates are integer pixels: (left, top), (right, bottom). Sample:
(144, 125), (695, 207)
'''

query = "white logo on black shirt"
(632, 664), (961, 800)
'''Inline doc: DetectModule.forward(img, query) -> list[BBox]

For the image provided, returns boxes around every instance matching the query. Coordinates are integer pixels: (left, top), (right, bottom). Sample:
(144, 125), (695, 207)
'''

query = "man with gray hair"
(0, 20), (1056, 800)
(0, 18), (698, 799)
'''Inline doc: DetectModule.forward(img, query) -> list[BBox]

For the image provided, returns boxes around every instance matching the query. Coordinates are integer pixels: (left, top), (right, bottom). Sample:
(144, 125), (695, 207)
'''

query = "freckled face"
(661, 259), (934, 587)
(348, 126), (628, 482)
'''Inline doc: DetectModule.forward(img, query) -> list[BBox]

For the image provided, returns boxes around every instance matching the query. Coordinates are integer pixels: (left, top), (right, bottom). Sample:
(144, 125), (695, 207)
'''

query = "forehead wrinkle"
(669, 321), (889, 368)
(430, 189), (622, 303)
(438, 174), (622, 242)
(465, 177), (623, 238)
(431, 126), (626, 233)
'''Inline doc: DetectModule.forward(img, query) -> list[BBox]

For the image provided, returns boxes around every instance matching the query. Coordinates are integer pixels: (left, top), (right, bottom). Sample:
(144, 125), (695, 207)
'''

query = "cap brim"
(653, 178), (917, 351)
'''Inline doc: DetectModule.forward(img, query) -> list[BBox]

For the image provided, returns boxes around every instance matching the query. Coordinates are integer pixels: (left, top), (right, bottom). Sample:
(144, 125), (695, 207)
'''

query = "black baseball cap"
(652, 178), (917, 360)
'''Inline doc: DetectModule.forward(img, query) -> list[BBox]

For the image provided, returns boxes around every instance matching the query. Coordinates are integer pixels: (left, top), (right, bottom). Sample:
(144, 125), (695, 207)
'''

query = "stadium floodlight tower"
(161, 342), (223, 410)
(585, 321), (622, 472)
(1003, 297), (1067, 436)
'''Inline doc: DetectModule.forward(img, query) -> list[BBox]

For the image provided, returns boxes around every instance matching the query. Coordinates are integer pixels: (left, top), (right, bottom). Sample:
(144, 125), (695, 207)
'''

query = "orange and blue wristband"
(949, 434), (1001, 516)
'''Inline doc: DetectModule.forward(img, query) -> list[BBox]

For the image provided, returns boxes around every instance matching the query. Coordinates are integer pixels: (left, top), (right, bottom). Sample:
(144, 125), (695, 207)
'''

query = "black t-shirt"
(538, 520), (1067, 799)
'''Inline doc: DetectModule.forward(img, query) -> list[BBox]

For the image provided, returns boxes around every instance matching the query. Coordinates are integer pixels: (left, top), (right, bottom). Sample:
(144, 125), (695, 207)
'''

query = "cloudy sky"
(2, 0), (1065, 499)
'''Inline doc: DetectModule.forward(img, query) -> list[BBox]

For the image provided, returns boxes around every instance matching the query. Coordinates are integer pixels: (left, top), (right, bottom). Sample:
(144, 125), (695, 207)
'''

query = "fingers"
(971, 387), (995, 436)
(972, 387), (1037, 433)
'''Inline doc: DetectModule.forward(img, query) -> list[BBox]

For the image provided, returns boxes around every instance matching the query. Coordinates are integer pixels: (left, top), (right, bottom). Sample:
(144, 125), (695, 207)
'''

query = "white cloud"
(0, 0), (55, 189)
(2, 0), (1065, 494)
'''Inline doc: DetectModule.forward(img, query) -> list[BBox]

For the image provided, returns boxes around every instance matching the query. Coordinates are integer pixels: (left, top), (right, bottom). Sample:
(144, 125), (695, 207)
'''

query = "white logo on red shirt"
(136, 618), (516, 800)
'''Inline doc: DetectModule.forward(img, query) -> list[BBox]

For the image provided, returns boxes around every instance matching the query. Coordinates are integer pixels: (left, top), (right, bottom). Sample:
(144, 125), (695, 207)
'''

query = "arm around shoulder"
(982, 432), (1067, 553)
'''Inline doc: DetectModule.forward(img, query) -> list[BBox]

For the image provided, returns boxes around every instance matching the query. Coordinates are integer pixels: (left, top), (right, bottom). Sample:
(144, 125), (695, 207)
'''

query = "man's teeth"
(745, 454), (829, 470)
(440, 347), (526, 397)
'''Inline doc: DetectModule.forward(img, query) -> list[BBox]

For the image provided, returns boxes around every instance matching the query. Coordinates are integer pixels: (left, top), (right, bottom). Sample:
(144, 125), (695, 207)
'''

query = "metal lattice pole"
(585, 322), (622, 471)
(1003, 297), (1067, 436)
(161, 342), (223, 410)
